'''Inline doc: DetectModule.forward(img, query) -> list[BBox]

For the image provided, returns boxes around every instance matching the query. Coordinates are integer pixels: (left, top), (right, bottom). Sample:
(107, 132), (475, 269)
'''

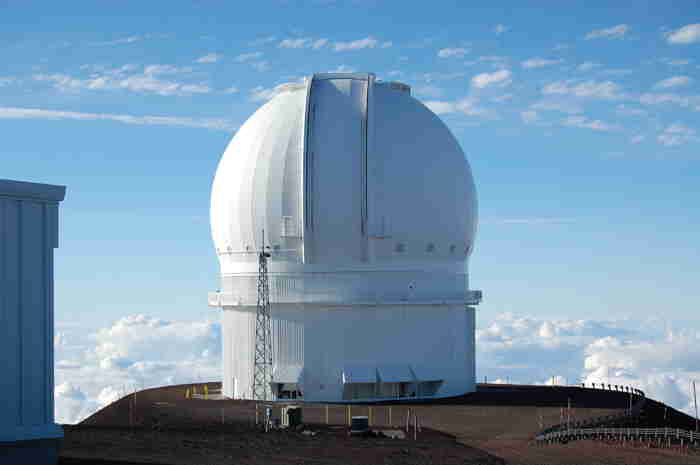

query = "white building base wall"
(221, 303), (475, 402)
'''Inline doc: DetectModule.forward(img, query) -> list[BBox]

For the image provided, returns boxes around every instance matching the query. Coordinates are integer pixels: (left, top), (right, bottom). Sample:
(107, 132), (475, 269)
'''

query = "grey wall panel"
(21, 201), (45, 426)
(0, 179), (64, 447)
(45, 218), (54, 425)
(1, 199), (21, 428)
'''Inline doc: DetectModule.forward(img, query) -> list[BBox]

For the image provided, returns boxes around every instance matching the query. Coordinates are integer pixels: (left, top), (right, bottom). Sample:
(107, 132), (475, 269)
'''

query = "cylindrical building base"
(221, 303), (475, 402)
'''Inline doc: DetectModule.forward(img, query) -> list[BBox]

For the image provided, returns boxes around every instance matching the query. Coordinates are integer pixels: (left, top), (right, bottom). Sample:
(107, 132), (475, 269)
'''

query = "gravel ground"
(58, 383), (700, 465)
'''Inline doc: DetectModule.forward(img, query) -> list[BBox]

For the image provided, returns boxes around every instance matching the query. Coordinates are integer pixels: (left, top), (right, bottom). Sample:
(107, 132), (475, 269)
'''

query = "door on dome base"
(274, 383), (303, 399)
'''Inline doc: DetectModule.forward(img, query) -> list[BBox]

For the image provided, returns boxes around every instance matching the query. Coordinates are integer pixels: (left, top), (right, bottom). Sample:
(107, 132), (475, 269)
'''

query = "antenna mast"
(253, 229), (273, 401)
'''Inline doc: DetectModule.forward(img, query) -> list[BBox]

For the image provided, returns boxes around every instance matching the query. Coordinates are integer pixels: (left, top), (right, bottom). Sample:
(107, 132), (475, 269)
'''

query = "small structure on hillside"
(0, 179), (66, 465)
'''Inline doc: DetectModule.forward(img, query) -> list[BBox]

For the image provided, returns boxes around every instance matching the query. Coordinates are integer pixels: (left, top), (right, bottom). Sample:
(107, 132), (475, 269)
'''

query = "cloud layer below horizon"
(55, 313), (700, 424)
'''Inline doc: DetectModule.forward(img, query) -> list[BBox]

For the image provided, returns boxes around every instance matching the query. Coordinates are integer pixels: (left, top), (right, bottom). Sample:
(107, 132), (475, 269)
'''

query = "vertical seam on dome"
(361, 77), (368, 237)
(302, 75), (315, 263)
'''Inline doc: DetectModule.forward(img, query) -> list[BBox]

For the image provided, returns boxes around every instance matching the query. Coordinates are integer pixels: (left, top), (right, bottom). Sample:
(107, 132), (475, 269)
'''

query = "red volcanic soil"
(58, 383), (700, 465)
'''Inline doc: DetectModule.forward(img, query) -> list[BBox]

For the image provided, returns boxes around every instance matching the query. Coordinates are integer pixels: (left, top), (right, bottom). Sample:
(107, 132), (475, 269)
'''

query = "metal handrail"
(536, 426), (700, 443)
(537, 386), (646, 437)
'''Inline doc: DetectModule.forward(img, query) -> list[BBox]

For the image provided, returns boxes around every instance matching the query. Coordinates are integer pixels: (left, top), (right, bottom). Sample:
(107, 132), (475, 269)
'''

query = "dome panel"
(370, 84), (477, 262)
(211, 88), (307, 266)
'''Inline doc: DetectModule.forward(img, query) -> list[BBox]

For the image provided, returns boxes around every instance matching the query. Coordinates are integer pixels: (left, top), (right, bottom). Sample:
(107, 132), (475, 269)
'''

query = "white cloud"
(54, 315), (222, 424)
(413, 85), (443, 98)
(520, 110), (538, 123)
(471, 69), (512, 88)
(639, 92), (700, 110)
(333, 36), (379, 51)
(585, 24), (629, 40)
(312, 38), (329, 49)
(96, 386), (122, 407)
(278, 37), (327, 50)
(250, 61), (270, 72)
(417, 71), (466, 82)
(0, 107), (237, 132)
(581, 331), (700, 414)
(630, 134), (646, 144)
(180, 83), (211, 93)
(234, 52), (262, 62)
(452, 97), (486, 116)
(55, 332), (66, 348)
(328, 65), (356, 73)
(542, 80), (622, 99)
(196, 53), (222, 63)
(639, 93), (683, 105)
(55, 382), (99, 424)
(249, 35), (276, 46)
(521, 57), (562, 69)
(224, 85), (239, 94)
(616, 104), (647, 117)
(249, 82), (305, 102)
(657, 123), (697, 146)
(53, 311), (700, 424)
(531, 101), (583, 114)
(491, 94), (513, 103)
(121, 76), (209, 95)
(143, 64), (192, 75)
(666, 23), (700, 44)
(380, 41), (392, 48)
(466, 55), (509, 68)
(437, 47), (468, 58)
(561, 115), (616, 131)
(654, 75), (692, 89)
(0, 76), (16, 86)
(54, 382), (86, 400)
(659, 58), (691, 66)
(57, 360), (81, 369)
(279, 38), (311, 48)
(601, 68), (634, 76)
(423, 101), (456, 115)
(494, 24), (509, 35)
(33, 65), (210, 97)
(423, 97), (486, 116)
(91, 315), (220, 363)
(476, 312), (700, 416)
(577, 61), (600, 72)
(543, 375), (567, 386)
(91, 35), (143, 46)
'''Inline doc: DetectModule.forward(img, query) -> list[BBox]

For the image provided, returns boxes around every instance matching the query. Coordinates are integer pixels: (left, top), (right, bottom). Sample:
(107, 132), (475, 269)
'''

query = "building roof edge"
(0, 179), (66, 202)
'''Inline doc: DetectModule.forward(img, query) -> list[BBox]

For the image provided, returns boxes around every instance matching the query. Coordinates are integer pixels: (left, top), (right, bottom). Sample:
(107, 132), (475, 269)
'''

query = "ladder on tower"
(252, 232), (273, 401)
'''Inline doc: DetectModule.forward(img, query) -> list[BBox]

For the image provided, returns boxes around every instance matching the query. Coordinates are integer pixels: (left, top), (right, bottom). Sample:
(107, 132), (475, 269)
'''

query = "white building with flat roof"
(209, 72), (481, 402)
(0, 179), (65, 464)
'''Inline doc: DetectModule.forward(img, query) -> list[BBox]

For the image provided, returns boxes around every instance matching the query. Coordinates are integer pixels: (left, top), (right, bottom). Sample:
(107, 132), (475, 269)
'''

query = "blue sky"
(3, 1), (700, 420)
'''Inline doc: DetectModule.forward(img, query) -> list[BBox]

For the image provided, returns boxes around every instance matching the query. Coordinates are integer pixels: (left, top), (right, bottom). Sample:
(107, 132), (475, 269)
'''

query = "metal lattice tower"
(252, 232), (272, 401)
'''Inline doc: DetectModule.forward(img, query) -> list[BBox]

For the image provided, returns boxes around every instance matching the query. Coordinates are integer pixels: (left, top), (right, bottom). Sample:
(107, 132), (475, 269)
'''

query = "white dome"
(211, 73), (477, 278)
(210, 73), (481, 402)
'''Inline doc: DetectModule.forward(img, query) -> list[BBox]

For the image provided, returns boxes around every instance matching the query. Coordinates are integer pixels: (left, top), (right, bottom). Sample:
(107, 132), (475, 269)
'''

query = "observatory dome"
(210, 73), (481, 402)
(211, 73), (477, 282)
